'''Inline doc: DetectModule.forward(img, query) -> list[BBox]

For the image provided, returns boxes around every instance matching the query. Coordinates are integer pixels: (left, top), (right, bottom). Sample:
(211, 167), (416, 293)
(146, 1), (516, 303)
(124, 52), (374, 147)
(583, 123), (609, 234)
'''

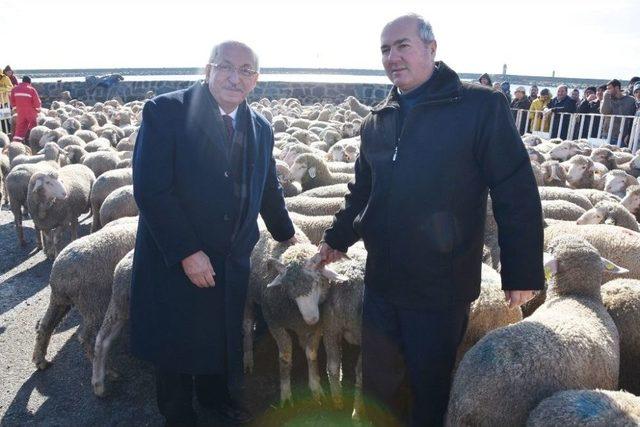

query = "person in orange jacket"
(9, 75), (41, 142)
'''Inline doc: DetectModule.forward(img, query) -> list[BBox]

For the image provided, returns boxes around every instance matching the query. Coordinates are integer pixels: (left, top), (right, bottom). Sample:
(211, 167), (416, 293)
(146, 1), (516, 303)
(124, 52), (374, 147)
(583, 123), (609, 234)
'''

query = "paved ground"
(0, 206), (362, 426)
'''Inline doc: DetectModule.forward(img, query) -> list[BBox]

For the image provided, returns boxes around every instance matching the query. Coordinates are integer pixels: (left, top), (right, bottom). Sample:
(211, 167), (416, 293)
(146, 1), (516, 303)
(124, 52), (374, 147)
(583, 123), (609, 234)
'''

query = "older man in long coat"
(130, 41), (294, 426)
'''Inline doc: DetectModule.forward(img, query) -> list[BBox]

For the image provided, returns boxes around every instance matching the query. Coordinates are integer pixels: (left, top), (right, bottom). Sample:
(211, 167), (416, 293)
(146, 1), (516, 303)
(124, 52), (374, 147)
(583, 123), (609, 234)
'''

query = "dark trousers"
(361, 288), (470, 427)
(156, 368), (229, 426)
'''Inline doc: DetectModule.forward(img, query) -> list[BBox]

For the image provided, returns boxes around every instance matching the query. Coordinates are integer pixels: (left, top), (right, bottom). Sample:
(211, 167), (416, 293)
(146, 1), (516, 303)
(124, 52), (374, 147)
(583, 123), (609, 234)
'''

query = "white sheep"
(447, 234), (623, 426)
(577, 200), (640, 232)
(288, 153), (354, 191)
(285, 195), (344, 216)
(99, 185), (138, 227)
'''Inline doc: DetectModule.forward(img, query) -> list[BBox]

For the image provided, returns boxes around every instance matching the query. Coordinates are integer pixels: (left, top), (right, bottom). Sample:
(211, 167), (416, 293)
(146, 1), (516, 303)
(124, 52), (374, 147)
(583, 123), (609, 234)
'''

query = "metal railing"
(511, 108), (640, 153)
(0, 90), (11, 135)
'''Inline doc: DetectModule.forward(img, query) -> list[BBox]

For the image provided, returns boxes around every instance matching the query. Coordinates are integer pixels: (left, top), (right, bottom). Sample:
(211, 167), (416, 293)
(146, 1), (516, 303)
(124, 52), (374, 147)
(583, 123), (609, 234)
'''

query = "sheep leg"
(324, 330), (344, 409)
(269, 326), (293, 406)
(35, 227), (43, 250)
(242, 302), (254, 374)
(70, 217), (78, 241)
(302, 328), (324, 402)
(78, 323), (98, 362)
(91, 206), (101, 232)
(32, 299), (71, 370)
(92, 314), (126, 397)
(2, 180), (8, 206)
(352, 352), (364, 420)
(11, 205), (25, 247)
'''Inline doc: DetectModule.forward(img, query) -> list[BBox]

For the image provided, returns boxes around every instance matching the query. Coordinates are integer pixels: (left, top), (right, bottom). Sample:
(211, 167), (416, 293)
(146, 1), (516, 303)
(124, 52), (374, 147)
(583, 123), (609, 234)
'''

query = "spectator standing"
(570, 88), (580, 107)
(600, 79), (637, 145)
(492, 81), (501, 92)
(576, 86), (599, 138)
(500, 81), (512, 103)
(511, 86), (531, 134)
(545, 85), (576, 139)
(0, 68), (13, 106)
(478, 73), (492, 86)
(529, 88), (551, 132)
(9, 76), (41, 142)
(3, 66), (18, 86)
(528, 84), (539, 102)
(627, 77), (640, 96)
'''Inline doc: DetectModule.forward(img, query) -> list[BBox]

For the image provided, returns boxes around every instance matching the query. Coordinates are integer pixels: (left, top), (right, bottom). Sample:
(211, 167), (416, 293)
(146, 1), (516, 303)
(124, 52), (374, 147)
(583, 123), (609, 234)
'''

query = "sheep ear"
(267, 258), (286, 275)
(37, 148), (44, 155)
(626, 175), (638, 186)
(32, 177), (43, 193)
(308, 167), (316, 179)
(266, 276), (283, 288)
(320, 266), (349, 283)
(543, 252), (558, 281)
(601, 257), (628, 275)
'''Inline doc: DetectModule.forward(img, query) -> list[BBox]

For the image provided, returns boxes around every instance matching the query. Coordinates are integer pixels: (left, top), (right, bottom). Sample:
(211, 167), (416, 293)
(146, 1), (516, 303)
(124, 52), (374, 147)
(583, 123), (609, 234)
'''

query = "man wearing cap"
(9, 76), (41, 142)
(601, 79), (636, 145)
(131, 40), (296, 426)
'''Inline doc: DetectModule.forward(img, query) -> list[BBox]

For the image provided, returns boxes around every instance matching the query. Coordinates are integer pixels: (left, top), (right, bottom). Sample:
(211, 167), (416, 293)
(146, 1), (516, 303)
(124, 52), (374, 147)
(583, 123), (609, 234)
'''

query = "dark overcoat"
(130, 83), (294, 388)
(324, 62), (544, 310)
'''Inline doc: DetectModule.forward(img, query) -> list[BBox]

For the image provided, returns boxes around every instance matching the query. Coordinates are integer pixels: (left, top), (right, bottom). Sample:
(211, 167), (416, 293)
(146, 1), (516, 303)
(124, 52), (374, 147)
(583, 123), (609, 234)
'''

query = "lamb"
(92, 249), (134, 396)
(590, 147), (618, 171)
(527, 389), (640, 426)
(32, 222), (138, 371)
(540, 160), (567, 186)
(322, 243), (366, 419)
(541, 199), (586, 221)
(301, 183), (350, 198)
(27, 126), (48, 152)
(288, 153), (354, 191)
(56, 135), (86, 149)
(6, 161), (59, 247)
(575, 188), (621, 205)
(577, 200), (640, 232)
(89, 168), (133, 232)
(82, 150), (121, 177)
(544, 222), (640, 283)
(64, 145), (88, 164)
(27, 164), (96, 259)
(526, 146), (546, 164)
(549, 140), (584, 161)
(621, 185), (640, 222)
(446, 234), (622, 426)
(288, 212), (334, 245)
(601, 169), (638, 198)
(243, 221), (346, 404)
(538, 186), (593, 210)
(601, 278), (640, 395)
(11, 142), (67, 168)
(285, 195), (344, 216)
(274, 160), (301, 197)
(562, 155), (597, 189)
(38, 127), (68, 149)
(61, 117), (81, 135)
(618, 154), (640, 178)
(344, 96), (370, 118)
(99, 185), (138, 227)
(84, 137), (114, 153)
(74, 129), (99, 143)
(4, 141), (31, 164)
(455, 263), (523, 363)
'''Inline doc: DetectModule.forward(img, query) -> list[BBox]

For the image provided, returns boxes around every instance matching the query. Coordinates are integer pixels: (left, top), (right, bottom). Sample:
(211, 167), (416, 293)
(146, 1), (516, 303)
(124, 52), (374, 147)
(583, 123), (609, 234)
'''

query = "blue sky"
(1, 0), (638, 79)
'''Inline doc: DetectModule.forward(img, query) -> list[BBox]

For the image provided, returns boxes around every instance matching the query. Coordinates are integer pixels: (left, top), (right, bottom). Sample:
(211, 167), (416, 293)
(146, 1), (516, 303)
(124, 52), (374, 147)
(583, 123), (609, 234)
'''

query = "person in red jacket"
(10, 75), (41, 142)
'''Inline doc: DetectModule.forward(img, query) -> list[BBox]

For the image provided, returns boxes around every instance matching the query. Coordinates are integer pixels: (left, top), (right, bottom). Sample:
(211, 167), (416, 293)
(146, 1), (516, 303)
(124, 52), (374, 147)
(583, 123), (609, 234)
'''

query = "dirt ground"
(0, 206), (363, 426)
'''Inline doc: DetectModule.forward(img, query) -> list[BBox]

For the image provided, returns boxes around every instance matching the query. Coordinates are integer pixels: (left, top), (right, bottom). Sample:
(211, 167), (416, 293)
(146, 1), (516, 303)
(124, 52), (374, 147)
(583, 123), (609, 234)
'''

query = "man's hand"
(504, 290), (537, 309)
(181, 251), (215, 288)
(317, 242), (347, 265)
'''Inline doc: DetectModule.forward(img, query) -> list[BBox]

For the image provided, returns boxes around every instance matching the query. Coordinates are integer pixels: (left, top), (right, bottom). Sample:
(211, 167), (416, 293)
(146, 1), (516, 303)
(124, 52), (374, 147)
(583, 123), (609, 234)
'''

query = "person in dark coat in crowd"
(130, 40), (296, 426)
(601, 78), (637, 146)
(478, 73), (492, 86)
(3, 65), (18, 85)
(318, 14), (544, 427)
(511, 86), (531, 134)
(576, 86), (599, 138)
(570, 87), (580, 107)
(500, 81), (512, 103)
(528, 84), (539, 102)
(545, 84), (576, 139)
(627, 76), (640, 96)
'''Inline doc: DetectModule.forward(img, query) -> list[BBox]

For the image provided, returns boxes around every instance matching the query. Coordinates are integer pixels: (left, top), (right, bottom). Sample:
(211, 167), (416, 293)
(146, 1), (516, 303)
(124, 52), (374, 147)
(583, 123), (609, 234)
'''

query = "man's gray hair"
(208, 40), (260, 71)
(557, 84), (568, 91)
(401, 13), (436, 44)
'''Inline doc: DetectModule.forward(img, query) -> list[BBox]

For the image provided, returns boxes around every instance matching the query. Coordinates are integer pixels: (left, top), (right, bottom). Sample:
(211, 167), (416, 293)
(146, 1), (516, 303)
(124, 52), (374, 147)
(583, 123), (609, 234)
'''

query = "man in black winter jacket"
(317, 13), (544, 427)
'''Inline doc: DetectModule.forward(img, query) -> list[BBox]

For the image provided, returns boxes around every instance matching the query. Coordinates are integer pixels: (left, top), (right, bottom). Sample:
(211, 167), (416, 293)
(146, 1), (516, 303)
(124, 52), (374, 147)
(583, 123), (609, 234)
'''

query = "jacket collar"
(372, 61), (463, 114)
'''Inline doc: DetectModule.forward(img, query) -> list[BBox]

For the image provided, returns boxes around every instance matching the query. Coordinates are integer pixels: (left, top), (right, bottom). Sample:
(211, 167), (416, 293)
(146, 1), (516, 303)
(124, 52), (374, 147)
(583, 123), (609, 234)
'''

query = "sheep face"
(621, 186), (640, 213)
(603, 171), (636, 197)
(630, 155), (640, 170)
(328, 145), (345, 162)
(32, 173), (68, 201)
(343, 145), (359, 163)
(590, 149), (615, 168)
(288, 160), (313, 182)
(576, 206), (607, 225)
(564, 157), (593, 185)
(267, 257), (345, 325)
(549, 142), (581, 161)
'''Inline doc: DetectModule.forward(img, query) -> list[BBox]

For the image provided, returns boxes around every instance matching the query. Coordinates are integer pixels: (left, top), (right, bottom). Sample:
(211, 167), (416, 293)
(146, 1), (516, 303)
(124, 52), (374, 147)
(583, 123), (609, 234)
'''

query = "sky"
(1, 0), (638, 79)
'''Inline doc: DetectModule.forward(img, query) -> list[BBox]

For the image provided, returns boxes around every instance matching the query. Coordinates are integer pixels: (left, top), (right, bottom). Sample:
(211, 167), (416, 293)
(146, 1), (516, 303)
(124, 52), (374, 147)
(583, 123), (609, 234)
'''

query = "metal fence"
(0, 90), (11, 135)
(511, 108), (640, 153)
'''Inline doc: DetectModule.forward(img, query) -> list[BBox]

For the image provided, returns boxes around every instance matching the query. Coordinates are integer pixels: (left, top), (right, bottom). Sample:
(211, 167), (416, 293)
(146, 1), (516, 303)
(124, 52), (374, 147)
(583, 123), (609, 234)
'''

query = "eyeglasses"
(210, 63), (258, 77)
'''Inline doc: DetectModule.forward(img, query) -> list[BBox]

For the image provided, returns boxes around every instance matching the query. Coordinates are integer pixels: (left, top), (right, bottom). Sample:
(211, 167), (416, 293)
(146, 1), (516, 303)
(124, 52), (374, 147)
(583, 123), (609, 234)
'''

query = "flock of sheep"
(1, 91), (640, 425)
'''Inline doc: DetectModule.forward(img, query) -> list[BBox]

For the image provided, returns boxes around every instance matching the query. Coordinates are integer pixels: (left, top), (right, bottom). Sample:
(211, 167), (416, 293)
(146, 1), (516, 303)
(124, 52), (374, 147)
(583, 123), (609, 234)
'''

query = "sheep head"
(562, 155), (593, 186)
(31, 171), (68, 203)
(266, 244), (347, 325)
(603, 170), (638, 197)
(621, 185), (640, 214)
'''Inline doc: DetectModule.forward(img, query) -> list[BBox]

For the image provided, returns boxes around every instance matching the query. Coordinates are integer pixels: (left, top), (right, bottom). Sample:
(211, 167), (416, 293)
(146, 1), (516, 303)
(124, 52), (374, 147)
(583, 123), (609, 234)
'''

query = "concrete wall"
(32, 79), (392, 107)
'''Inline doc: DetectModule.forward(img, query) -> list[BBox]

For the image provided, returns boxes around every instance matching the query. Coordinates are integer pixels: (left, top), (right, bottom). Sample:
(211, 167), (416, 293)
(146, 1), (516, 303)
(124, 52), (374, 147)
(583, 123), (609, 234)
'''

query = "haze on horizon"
(1, 0), (638, 80)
